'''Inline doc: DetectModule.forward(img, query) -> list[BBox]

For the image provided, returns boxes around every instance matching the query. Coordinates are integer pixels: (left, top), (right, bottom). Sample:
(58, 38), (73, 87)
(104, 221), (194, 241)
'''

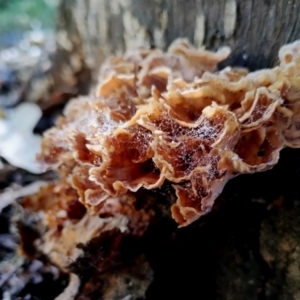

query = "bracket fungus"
(24, 39), (300, 241)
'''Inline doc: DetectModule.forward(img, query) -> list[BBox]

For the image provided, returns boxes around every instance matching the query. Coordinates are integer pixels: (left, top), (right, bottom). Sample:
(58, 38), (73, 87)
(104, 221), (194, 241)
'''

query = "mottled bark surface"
(54, 0), (300, 87)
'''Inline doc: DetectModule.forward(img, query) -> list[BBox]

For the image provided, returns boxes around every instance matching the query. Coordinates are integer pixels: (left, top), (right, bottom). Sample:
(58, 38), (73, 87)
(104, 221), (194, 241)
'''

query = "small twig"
(0, 181), (47, 212)
(54, 273), (80, 300)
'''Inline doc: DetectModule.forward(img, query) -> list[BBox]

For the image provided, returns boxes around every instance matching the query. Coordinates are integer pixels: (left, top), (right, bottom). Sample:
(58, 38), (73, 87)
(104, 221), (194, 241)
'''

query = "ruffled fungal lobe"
(38, 39), (300, 226)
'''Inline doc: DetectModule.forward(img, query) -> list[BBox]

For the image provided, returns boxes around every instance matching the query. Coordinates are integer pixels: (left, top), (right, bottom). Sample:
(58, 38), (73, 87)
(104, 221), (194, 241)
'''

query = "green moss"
(0, 0), (57, 36)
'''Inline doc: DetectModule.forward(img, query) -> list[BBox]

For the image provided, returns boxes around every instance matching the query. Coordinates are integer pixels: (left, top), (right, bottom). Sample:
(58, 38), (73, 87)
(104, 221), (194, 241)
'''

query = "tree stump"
(25, 1), (300, 299)
(53, 0), (300, 90)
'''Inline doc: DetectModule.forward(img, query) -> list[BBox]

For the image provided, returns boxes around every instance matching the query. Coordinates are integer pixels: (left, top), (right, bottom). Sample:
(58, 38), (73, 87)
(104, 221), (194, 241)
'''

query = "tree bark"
(53, 0), (300, 92)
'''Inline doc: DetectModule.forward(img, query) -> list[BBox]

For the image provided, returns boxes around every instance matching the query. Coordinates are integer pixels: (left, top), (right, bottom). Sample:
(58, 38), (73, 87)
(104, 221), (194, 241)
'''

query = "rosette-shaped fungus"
(37, 39), (300, 227)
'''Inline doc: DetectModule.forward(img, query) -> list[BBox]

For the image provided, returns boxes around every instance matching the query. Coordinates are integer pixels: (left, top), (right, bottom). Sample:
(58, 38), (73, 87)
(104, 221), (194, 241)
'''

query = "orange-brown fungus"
(39, 39), (300, 227)
(22, 179), (153, 268)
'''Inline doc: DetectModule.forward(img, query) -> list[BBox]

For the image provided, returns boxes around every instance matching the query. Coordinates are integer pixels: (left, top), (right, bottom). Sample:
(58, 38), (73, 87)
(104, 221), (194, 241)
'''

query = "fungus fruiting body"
(22, 40), (300, 267)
